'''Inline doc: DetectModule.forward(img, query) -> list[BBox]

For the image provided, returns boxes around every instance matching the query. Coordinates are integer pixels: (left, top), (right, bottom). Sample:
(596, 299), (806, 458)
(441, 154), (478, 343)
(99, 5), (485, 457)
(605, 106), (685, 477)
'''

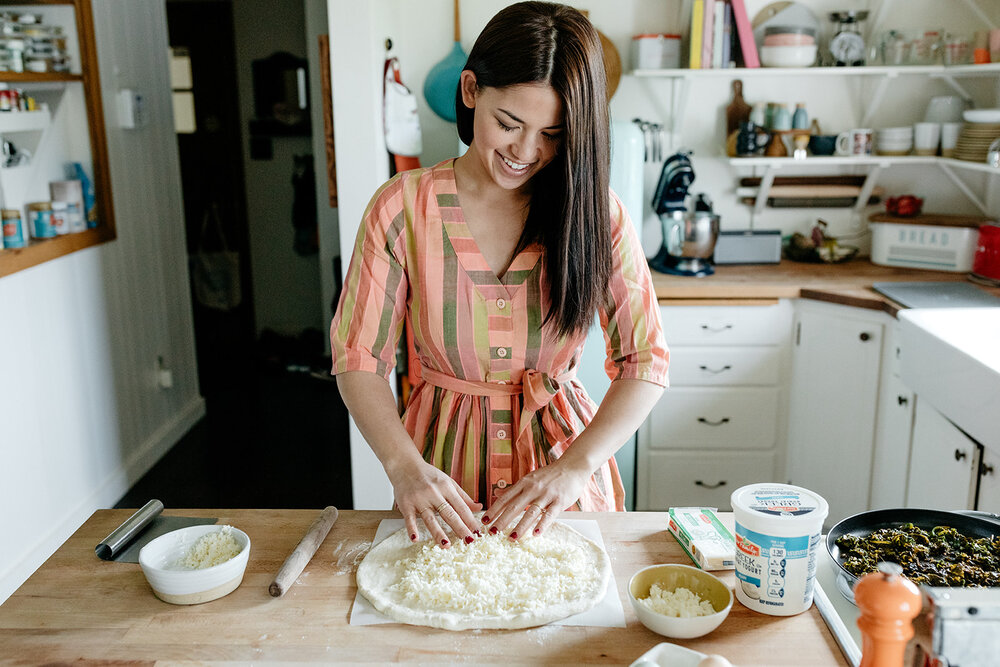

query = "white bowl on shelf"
(760, 44), (817, 67)
(963, 108), (1000, 124)
(924, 96), (969, 123)
(138, 525), (251, 605)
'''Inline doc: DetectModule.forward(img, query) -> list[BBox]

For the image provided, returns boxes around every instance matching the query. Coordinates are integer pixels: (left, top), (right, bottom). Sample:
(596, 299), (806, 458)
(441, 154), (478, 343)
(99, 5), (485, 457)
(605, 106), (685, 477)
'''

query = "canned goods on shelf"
(1, 207), (26, 248)
(26, 201), (55, 239)
(50, 201), (69, 235)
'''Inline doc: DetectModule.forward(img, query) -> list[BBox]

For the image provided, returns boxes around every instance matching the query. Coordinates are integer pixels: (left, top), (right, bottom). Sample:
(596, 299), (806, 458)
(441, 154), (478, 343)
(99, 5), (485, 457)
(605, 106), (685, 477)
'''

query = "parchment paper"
(350, 518), (626, 628)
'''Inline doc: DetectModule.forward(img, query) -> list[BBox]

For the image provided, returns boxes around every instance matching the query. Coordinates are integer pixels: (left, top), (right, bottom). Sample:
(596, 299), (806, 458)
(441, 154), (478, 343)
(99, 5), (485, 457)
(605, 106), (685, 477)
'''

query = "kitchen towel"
(349, 518), (627, 628)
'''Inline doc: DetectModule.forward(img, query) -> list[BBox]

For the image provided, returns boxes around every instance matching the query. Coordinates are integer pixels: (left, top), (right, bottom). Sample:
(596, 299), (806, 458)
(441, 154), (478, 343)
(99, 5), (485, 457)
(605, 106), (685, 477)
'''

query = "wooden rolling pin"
(268, 506), (339, 597)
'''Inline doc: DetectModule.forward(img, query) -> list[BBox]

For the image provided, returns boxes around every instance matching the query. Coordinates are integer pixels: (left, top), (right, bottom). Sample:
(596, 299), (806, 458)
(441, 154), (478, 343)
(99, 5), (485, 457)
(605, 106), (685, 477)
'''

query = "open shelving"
(0, 0), (115, 279)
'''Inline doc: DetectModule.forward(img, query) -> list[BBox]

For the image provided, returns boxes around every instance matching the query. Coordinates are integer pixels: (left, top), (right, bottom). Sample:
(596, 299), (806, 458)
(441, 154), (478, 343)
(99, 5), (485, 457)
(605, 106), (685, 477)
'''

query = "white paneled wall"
(0, 1), (202, 603)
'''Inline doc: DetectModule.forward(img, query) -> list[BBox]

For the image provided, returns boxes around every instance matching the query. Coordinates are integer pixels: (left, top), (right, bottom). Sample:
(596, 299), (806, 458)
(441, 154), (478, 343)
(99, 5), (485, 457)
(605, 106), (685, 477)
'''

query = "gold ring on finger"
(435, 502), (450, 514)
(529, 503), (547, 515)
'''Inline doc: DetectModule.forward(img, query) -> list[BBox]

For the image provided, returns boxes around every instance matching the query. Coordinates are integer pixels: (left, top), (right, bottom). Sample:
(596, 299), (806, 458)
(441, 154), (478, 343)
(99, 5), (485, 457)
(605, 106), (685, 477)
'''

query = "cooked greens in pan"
(836, 523), (1000, 587)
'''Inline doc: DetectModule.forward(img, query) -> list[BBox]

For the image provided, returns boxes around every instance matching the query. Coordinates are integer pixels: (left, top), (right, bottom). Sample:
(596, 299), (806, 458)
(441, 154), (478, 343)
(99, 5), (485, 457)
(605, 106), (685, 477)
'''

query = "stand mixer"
(649, 151), (720, 277)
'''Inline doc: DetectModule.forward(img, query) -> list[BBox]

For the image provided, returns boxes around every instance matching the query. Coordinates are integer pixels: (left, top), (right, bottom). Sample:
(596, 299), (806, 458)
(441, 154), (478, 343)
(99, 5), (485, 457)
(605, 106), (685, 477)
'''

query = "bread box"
(869, 213), (992, 272)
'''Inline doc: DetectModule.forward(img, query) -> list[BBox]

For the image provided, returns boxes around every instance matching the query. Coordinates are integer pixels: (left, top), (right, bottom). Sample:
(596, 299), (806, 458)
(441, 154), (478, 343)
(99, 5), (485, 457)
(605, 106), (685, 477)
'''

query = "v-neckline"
(439, 160), (541, 292)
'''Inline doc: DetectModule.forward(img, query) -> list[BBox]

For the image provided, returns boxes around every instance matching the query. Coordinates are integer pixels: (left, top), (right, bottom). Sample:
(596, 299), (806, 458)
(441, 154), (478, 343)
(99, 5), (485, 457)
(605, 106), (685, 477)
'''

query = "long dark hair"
(456, 1), (611, 339)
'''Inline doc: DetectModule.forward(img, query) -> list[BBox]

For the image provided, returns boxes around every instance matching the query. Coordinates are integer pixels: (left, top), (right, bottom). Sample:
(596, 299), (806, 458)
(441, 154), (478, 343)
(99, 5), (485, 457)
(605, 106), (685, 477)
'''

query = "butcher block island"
(0, 509), (847, 665)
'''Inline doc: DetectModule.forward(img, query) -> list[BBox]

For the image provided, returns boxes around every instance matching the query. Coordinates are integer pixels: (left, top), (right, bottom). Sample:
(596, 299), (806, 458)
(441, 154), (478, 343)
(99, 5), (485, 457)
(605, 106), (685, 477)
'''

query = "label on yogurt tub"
(745, 486), (818, 517)
(734, 523), (821, 613)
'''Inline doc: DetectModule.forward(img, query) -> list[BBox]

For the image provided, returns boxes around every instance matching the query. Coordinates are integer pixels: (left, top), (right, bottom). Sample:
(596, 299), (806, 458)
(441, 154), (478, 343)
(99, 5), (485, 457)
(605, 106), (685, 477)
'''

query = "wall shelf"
(0, 0), (115, 278)
(631, 63), (1000, 80)
(0, 109), (51, 133)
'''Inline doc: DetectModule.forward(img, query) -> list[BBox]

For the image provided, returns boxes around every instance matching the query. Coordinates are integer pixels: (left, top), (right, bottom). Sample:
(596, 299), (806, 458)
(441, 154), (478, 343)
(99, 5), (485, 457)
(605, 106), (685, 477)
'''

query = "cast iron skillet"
(826, 508), (1000, 590)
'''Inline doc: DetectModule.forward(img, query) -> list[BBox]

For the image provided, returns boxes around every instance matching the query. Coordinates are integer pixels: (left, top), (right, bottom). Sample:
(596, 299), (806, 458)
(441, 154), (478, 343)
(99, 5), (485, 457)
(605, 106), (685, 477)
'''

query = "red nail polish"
(464, 535), (474, 544)
(474, 530), (482, 537)
(489, 526), (498, 535)
(410, 533), (417, 541)
(441, 539), (448, 546)
(481, 515), (490, 524)
(533, 528), (540, 535)
(510, 532), (518, 540)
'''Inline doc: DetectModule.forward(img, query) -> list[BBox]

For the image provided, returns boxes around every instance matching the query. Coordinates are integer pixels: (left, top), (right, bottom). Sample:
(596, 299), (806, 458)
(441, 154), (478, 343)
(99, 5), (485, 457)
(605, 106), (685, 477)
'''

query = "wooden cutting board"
(0, 509), (849, 665)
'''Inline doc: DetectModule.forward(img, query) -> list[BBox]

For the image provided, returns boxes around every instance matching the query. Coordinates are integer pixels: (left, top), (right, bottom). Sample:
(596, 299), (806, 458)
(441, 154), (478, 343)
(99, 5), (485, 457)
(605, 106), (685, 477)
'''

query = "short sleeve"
(599, 189), (670, 386)
(329, 176), (410, 380)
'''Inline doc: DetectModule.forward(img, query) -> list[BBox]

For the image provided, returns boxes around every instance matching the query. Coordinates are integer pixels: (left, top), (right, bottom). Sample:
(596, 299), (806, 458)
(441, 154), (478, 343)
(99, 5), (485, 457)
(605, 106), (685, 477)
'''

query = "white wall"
(0, 1), (202, 604)
(233, 0), (323, 338)
(329, 0), (1000, 508)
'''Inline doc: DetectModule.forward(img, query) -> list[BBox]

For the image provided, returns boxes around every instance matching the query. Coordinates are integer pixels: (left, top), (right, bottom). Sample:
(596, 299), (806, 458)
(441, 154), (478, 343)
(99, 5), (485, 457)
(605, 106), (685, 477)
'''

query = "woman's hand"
(386, 456), (483, 548)
(481, 458), (589, 540)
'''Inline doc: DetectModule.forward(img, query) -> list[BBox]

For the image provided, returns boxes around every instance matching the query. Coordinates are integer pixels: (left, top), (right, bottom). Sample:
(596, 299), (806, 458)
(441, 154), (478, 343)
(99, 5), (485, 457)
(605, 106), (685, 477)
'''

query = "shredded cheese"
(387, 532), (598, 617)
(639, 583), (716, 617)
(177, 526), (242, 569)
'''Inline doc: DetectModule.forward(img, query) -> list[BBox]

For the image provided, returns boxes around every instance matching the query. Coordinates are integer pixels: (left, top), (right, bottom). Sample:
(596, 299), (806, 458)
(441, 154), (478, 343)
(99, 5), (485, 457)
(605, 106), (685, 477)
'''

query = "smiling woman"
(330, 1), (668, 555)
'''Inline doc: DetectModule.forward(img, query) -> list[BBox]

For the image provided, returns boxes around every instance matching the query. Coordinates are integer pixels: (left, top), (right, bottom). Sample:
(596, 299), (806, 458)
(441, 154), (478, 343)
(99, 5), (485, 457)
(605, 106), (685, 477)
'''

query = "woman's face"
(460, 71), (564, 193)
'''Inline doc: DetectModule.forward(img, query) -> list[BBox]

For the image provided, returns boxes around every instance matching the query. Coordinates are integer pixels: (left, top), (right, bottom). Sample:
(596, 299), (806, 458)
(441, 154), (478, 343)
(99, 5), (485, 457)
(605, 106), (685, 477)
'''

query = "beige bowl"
(139, 525), (251, 605)
(628, 564), (733, 639)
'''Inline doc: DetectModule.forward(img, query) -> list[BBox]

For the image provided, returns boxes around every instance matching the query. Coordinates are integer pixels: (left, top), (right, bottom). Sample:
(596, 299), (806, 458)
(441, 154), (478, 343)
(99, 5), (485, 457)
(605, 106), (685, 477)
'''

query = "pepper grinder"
(855, 562), (922, 667)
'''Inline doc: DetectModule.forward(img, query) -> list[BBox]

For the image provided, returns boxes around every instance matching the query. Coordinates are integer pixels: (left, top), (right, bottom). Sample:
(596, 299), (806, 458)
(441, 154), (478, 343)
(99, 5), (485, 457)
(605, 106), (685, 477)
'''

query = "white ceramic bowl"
(628, 564), (733, 639)
(760, 44), (817, 67)
(878, 126), (913, 137)
(963, 108), (1000, 124)
(138, 525), (251, 605)
(924, 96), (968, 123)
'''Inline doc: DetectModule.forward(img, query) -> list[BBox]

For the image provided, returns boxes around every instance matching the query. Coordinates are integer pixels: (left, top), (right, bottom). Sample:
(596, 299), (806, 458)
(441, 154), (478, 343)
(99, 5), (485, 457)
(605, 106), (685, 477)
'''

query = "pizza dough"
(356, 521), (611, 630)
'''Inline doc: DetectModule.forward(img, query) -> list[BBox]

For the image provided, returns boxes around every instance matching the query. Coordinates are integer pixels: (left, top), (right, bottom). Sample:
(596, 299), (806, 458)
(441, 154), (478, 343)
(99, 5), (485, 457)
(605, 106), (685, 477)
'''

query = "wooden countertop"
(652, 260), (1000, 315)
(0, 509), (848, 665)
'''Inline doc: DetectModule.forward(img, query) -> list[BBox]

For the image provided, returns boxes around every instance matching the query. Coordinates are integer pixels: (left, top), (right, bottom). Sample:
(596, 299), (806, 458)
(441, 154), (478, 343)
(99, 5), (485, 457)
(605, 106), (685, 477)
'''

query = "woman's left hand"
(482, 459), (589, 540)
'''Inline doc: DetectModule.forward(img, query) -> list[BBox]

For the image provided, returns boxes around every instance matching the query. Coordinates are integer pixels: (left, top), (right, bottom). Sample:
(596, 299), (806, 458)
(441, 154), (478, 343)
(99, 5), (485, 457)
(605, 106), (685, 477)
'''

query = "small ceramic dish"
(139, 525), (251, 605)
(628, 564), (733, 639)
(760, 44), (818, 67)
(964, 108), (1000, 124)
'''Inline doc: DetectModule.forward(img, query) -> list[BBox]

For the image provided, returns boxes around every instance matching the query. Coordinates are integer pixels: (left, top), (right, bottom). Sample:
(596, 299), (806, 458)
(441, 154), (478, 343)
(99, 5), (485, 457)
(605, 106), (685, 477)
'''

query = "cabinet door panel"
(661, 303), (791, 346)
(646, 387), (778, 449)
(786, 309), (883, 523)
(907, 401), (977, 510)
(667, 346), (781, 386)
(977, 446), (1000, 514)
(642, 450), (775, 511)
(871, 373), (915, 509)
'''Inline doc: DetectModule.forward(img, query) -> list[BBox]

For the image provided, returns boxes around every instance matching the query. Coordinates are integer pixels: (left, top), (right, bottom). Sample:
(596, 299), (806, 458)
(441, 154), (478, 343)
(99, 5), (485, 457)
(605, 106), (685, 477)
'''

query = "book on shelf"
(721, 1), (734, 68)
(701, 0), (715, 69)
(712, 0), (726, 68)
(730, 0), (759, 68)
(689, 0), (704, 69)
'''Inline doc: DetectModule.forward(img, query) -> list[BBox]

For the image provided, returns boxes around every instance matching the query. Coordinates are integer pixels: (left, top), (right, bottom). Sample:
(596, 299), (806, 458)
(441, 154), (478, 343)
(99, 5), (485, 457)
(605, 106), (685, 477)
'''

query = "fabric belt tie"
(419, 365), (577, 476)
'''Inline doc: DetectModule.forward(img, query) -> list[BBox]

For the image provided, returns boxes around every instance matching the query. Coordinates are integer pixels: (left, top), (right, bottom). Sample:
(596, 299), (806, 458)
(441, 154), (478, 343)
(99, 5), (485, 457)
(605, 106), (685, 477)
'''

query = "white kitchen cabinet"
(870, 372), (915, 509)
(637, 301), (792, 510)
(976, 446), (1000, 514)
(785, 301), (887, 524)
(906, 400), (979, 510)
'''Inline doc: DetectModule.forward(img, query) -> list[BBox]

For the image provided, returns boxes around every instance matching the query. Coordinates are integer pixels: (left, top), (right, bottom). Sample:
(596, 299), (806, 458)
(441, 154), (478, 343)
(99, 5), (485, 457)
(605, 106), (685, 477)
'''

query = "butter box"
(667, 507), (736, 571)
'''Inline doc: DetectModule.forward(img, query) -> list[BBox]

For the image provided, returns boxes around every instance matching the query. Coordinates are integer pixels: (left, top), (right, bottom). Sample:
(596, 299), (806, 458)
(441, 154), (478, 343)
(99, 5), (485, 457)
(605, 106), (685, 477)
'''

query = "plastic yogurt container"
(730, 483), (829, 616)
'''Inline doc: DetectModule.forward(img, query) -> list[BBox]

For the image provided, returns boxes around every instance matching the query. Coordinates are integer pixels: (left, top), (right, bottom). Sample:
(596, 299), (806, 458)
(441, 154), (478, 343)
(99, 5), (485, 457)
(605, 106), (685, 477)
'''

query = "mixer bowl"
(660, 210), (720, 259)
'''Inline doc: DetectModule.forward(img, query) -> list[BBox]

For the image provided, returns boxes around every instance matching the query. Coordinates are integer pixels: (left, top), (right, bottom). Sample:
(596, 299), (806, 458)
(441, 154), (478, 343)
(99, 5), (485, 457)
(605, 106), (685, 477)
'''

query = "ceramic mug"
(914, 122), (941, 155)
(940, 121), (962, 157)
(836, 129), (873, 156)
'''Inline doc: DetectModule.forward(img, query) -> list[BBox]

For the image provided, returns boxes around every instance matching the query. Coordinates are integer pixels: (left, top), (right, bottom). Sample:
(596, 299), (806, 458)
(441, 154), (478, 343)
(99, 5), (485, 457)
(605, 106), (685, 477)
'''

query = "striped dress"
(331, 159), (669, 511)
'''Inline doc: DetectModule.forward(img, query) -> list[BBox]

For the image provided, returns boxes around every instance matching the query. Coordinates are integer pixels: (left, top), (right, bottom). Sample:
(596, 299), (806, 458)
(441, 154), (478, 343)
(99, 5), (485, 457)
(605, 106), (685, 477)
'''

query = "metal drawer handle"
(697, 417), (731, 426)
(897, 395), (909, 406)
(982, 463), (995, 477)
(699, 365), (732, 374)
(700, 324), (733, 333)
(955, 449), (968, 462)
(695, 480), (727, 489)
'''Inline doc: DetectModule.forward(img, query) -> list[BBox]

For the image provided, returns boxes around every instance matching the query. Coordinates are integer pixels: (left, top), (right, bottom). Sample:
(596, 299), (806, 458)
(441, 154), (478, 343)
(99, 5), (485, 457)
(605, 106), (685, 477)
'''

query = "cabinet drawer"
(661, 303), (792, 346)
(641, 450), (776, 511)
(668, 346), (782, 386)
(645, 387), (778, 449)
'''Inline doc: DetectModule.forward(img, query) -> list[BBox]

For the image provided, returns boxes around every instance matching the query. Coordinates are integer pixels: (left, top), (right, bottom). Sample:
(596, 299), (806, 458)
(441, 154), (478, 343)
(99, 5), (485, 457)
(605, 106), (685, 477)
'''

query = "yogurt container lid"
(731, 483), (829, 524)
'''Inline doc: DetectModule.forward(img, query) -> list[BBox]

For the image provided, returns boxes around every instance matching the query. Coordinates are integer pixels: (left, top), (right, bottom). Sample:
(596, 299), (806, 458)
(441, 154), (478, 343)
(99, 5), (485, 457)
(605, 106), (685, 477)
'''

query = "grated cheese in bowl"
(638, 582), (716, 617)
(176, 525), (243, 569)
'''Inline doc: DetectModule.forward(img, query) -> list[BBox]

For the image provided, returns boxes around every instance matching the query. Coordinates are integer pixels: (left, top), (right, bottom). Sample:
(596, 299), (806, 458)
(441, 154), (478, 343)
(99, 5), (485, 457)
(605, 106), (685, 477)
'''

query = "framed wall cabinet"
(0, 0), (115, 278)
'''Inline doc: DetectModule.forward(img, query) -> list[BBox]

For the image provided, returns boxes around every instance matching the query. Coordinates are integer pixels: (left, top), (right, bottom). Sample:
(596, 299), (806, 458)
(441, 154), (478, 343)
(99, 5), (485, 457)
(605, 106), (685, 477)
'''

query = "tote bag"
(190, 203), (242, 311)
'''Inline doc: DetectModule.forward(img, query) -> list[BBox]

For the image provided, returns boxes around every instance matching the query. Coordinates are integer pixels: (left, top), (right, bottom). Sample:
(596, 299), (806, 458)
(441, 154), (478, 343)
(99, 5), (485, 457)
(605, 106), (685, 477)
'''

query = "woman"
(331, 1), (668, 548)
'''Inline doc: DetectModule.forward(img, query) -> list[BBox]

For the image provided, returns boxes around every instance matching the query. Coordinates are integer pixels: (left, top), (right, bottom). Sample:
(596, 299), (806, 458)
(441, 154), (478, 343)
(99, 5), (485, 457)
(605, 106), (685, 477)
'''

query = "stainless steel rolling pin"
(269, 506), (339, 597)
(95, 499), (164, 560)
